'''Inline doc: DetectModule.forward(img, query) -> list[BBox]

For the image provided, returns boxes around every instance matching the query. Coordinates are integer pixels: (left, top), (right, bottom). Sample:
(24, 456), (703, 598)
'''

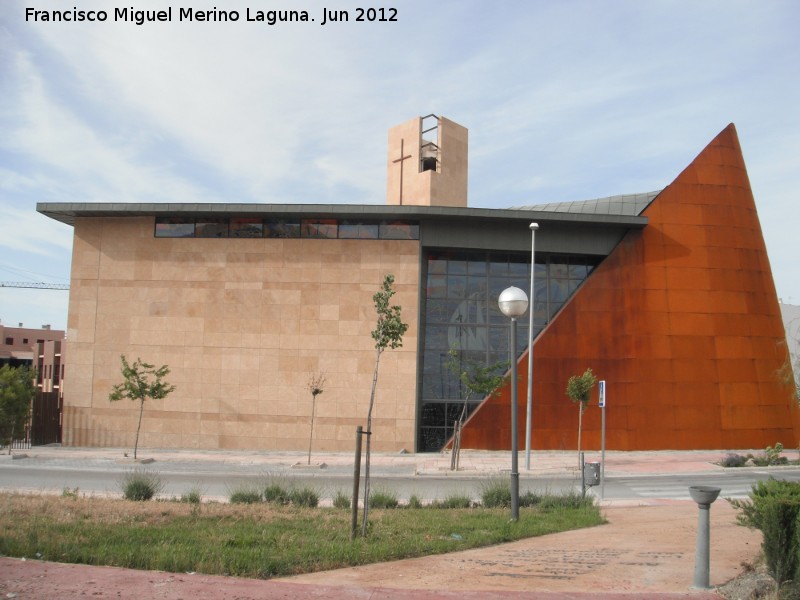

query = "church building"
(38, 115), (799, 452)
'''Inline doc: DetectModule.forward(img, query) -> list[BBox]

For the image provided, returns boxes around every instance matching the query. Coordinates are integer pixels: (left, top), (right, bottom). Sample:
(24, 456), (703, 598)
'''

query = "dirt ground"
(717, 564), (776, 600)
(283, 500), (760, 595)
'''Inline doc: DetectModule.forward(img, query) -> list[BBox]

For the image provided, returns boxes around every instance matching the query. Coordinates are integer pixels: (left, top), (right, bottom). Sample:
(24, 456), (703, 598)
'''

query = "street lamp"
(525, 222), (539, 470)
(498, 286), (528, 521)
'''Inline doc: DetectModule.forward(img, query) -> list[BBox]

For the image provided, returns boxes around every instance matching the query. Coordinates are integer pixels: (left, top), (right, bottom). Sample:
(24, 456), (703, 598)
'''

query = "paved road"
(606, 469), (800, 500)
(0, 461), (576, 500)
(2, 454), (799, 502)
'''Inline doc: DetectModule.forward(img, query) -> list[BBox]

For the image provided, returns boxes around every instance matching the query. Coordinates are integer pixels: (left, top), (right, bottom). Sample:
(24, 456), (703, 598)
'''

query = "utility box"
(584, 461), (600, 487)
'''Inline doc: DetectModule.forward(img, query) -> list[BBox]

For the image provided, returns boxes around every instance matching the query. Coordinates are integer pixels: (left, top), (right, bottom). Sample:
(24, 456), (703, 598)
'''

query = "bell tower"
(386, 114), (468, 207)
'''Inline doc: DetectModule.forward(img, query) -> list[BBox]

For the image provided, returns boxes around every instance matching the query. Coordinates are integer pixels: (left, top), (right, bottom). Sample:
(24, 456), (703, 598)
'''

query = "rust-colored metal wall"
(460, 124), (800, 451)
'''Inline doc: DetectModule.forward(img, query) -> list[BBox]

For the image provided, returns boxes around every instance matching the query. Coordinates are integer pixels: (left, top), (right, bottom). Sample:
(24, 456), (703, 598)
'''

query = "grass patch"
(230, 480), (320, 508)
(480, 477), (512, 508)
(520, 490), (543, 507)
(180, 487), (203, 505)
(368, 488), (399, 509)
(288, 487), (319, 508)
(119, 469), (163, 501)
(332, 490), (351, 509)
(431, 493), (473, 509)
(229, 484), (262, 504)
(0, 492), (604, 578)
(263, 483), (291, 505)
(407, 494), (423, 509)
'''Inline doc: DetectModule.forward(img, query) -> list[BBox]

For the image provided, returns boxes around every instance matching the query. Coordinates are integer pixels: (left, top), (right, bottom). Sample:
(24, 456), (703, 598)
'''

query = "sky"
(1, 0), (798, 332)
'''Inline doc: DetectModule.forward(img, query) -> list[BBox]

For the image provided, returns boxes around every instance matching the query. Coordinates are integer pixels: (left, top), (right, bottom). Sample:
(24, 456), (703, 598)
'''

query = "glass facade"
(194, 219), (228, 238)
(230, 218), (264, 238)
(418, 249), (599, 451)
(155, 217), (419, 240)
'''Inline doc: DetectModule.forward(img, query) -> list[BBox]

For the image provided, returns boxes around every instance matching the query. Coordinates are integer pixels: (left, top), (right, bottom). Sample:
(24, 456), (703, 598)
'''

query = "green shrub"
(333, 491), (351, 509)
(766, 443), (787, 465)
(229, 486), (262, 504)
(369, 489), (399, 509)
(180, 487), (202, 504)
(539, 490), (594, 510)
(779, 580), (800, 600)
(732, 478), (800, 530)
(519, 490), (543, 507)
(407, 494), (423, 509)
(760, 498), (800, 584)
(433, 494), (472, 509)
(480, 478), (511, 508)
(288, 487), (319, 508)
(480, 485), (592, 511)
(61, 487), (80, 499)
(120, 470), (163, 501)
(263, 483), (291, 505)
(732, 478), (800, 586)
(750, 444), (790, 467)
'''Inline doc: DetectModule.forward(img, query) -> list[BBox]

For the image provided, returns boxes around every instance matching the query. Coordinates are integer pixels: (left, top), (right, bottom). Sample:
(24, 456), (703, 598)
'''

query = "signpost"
(598, 380), (606, 499)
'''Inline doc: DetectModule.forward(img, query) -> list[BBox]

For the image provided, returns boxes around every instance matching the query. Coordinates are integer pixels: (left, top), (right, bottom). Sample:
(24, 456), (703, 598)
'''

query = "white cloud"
(1, 35), (220, 204)
(0, 204), (72, 257)
(0, 0), (797, 319)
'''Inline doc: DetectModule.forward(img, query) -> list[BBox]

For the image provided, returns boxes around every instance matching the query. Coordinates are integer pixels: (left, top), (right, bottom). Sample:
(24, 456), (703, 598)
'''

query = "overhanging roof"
(37, 202), (648, 229)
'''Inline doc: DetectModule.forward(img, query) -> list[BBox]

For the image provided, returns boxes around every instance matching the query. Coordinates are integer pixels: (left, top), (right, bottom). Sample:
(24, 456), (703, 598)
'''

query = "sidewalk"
(0, 447), (767, 599)
(2, 444), (741, 478)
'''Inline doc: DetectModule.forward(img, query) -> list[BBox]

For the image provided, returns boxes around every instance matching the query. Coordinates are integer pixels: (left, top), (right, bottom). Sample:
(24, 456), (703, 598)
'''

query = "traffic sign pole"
(599, 380), (606, 499)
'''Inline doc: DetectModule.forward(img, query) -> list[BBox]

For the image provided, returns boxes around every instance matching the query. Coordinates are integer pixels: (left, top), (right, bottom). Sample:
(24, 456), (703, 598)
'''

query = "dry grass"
(0, 493), (292, 524)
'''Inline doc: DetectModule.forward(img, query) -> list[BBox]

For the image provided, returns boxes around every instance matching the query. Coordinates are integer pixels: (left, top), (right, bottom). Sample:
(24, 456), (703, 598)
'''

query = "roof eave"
(36, 202), (647, 229)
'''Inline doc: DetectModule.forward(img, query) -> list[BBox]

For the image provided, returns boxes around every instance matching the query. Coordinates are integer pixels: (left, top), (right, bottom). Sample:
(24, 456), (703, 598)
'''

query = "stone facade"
(63, 216), (420, 451)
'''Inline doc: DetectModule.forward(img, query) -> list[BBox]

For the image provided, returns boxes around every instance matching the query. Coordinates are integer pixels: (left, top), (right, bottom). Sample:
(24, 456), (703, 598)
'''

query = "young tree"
(444, 348), (507, 470)
(778, 353), (800, 404)
(361, 274), (408, 536)
(566, 367), (597, 468)
(109, 355), (175, 460)
(306, 372), (326, 465)
(777, 333), (799, 404)
(0, 365), (34, 454)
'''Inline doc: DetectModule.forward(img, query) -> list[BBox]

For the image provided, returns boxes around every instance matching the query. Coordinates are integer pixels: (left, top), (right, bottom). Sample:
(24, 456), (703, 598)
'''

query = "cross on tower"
(392, 138), (412, 205)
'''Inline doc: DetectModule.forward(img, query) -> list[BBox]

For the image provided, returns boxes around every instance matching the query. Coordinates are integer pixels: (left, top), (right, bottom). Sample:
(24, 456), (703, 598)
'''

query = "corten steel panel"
(716, 359), (758, 383)
(669, 314), (716, 337)
(670, 336), (716, 359)
(459, 124), (799, 451)
(673, 382), (718, 404)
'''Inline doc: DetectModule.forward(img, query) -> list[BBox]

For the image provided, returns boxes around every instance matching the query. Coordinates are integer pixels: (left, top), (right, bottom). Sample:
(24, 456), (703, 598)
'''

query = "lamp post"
(525, 222), (538, 471)
(498, 286), (529, 522)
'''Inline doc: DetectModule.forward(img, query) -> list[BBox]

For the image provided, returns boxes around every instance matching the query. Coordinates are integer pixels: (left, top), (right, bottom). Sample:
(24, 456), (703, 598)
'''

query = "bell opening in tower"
(420, 140), (439, 173)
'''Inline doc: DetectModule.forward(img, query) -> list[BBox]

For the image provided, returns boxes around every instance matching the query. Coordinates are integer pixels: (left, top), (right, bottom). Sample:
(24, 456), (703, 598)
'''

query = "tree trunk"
(134, 397), (145, 460)
(361, 347), (382, 537)
(577, 403), (583, 470)
(451, 400), (469, 471)
(450, 422), (461, 471)
(308, 393), (317, 465)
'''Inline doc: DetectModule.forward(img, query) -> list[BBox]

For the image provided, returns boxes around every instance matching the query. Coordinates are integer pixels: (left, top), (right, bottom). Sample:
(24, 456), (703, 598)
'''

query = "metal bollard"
(689, 485), (721, 589)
